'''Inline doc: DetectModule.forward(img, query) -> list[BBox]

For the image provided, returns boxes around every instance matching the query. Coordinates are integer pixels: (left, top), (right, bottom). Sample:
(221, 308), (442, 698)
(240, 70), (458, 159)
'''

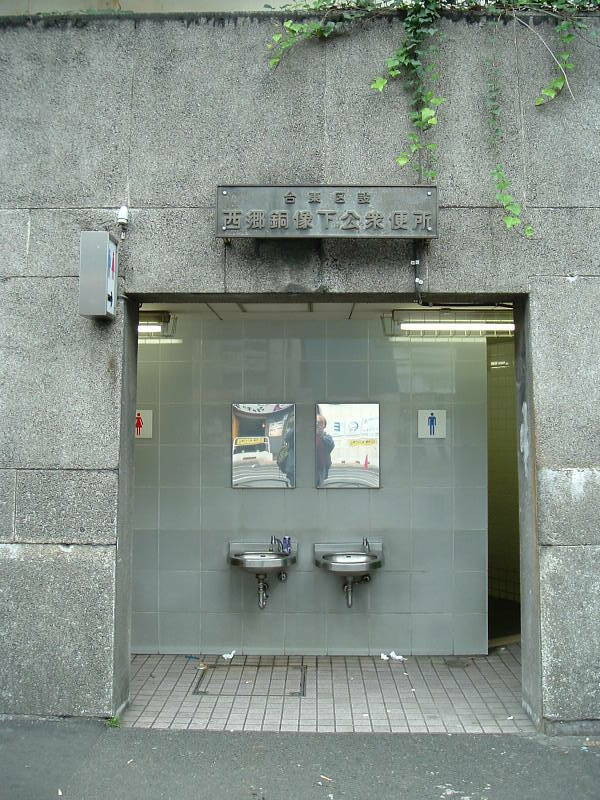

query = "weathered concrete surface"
(112, 301), (138, 713)
(0, 211), (28, 277)
(0, 278), (125, 469)
(123, 210), (224, 295)
(528, 277), (600, 469)
(14, 469), (118, 544)
(516, 17), (600, 208)
(514, 300), (543, 728)
(538, 468), (600, 546)
(540, 545), (600, 724)
(128, 16), (326, 208)
(427, 208), (600, 294)
(0, 470), (16, 542)
(0, 19), (133, 207)
(0, 543), (116, 716)
(27, 209), (118, 277)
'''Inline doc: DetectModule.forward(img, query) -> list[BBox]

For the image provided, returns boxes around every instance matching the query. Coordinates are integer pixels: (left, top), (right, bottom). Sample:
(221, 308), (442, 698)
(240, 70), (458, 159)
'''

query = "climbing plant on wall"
(265, 0), (598, 237)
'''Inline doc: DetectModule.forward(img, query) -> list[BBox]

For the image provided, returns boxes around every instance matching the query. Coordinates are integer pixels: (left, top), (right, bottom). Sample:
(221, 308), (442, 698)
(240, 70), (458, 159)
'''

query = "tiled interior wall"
(487, 338), (520, 602)
(132, 317), (488, 655)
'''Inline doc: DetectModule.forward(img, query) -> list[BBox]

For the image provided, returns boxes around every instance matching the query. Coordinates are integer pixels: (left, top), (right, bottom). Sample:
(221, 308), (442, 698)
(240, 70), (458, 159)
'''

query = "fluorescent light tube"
(137, 324), (162, 333)
(400, 322), (515, 332)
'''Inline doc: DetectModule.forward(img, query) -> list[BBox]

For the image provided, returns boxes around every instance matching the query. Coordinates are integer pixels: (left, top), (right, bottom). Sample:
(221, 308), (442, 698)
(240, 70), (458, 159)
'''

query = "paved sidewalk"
(123, 644), (533, 733)
(1, 717), (599, 800)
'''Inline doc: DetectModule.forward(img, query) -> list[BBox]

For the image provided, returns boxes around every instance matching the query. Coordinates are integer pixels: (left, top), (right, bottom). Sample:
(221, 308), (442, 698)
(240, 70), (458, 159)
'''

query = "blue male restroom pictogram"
(427, 412), (437, 436)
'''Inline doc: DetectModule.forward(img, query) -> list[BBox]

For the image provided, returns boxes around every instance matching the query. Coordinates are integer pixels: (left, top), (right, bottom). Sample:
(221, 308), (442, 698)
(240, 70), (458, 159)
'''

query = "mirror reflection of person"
(281, 412), (295, 488)
(316, 413), (335, 487)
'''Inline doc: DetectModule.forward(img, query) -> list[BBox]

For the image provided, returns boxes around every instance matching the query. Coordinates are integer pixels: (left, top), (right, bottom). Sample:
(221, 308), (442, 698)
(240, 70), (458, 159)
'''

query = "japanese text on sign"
(216, 186), (437, 239)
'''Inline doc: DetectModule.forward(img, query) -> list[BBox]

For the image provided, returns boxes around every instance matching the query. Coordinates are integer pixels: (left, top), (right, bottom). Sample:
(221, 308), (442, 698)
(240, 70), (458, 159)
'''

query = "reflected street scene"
(232, 404), (295, 488)
(316, 403), (380, 488)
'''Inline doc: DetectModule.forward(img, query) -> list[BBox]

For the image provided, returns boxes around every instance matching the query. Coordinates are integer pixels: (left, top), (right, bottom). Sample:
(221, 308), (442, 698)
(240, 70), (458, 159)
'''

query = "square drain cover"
(193, 664), (306, 697)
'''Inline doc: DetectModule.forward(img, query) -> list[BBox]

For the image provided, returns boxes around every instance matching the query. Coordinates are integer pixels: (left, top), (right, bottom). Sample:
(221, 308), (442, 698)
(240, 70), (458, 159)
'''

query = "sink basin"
(320, 551), (381, 576)
(229, 551), (296, 574)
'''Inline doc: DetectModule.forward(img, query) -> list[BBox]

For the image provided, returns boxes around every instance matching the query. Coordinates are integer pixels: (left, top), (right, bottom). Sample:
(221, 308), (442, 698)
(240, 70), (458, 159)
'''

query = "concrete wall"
(1, 12), (599, 728)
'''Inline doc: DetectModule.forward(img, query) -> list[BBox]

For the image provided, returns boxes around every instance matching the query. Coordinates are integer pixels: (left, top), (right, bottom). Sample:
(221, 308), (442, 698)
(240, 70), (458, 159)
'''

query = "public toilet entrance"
(125, 299), (527, 732)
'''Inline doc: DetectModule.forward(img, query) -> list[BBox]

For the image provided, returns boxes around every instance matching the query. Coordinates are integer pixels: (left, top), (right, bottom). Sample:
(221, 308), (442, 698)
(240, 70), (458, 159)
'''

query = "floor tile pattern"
(122, 645), (535, 733)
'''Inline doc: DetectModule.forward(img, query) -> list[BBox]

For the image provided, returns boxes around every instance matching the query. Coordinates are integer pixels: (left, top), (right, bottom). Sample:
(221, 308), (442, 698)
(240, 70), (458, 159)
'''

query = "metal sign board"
(216, 185), (437, 239)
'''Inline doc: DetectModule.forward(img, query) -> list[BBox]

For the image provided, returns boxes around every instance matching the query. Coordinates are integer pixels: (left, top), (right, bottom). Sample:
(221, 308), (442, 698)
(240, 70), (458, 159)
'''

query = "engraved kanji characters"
(339, 210), (360, 230)
(391, 211), (409, 230)
(317, 210), (337, 229)
(308, 192), (321, 204)
(413, 211), (432, 230)
(246, 210), (265, 229)
(284, 192), (297, 204)
(357, 192), (371, 204)
(270, 211), (289, 229)
(365, 210), (384, 230)
(222, 210), (242, 230)
(294, 211), (313, 230)
(334, 191), (346, 204)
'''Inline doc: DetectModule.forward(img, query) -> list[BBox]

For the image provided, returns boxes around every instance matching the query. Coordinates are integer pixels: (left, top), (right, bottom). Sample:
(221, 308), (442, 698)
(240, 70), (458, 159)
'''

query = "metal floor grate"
(193, 663), (307, 697)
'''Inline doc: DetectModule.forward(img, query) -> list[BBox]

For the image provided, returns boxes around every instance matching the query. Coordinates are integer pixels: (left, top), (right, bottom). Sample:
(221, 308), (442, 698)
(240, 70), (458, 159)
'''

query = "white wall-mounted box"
(79, 231), (119, 319)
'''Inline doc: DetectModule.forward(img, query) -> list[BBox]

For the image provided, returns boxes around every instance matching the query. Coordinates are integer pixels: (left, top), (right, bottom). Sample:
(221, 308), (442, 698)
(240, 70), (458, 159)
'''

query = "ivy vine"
(265, 0), (598, 237)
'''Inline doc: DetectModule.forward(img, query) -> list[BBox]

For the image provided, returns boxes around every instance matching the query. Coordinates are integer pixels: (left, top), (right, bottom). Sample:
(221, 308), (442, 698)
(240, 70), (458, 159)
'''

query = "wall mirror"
(232, 404), (295, 488)
(315, 403), (380, 488)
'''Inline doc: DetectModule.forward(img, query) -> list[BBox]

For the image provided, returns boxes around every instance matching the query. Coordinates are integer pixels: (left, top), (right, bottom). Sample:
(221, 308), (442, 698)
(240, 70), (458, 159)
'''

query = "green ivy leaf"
(523, 225), (535, 238)
(268, 56), (281, 69)
(503, 216), (521, 230)
(371, 77), (388, 92)
(506, 201), (522, 216)
(395, 153), (411, 167)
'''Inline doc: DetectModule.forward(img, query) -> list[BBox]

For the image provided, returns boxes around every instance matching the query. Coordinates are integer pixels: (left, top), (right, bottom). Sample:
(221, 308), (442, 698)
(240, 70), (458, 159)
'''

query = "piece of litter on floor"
(58, 792), (62, 797)
(317, 781), (323, 786)
(389, 651), (406, 661)
(320, 775), (333, 782)
(506, 716), (514, 720)
(196, 663), (207, 670)
(411, 688), (416, 692)
(328, 794), (334, 799)
(127, 759), (134, 765)
(222, 650), (236, 661)
(380, 653), (389, 661)
(362, 714), (369, 717)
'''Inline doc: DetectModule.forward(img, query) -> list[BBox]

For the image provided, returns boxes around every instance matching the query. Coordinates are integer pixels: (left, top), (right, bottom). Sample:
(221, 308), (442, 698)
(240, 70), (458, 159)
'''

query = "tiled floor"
(122, 644), (535, 733)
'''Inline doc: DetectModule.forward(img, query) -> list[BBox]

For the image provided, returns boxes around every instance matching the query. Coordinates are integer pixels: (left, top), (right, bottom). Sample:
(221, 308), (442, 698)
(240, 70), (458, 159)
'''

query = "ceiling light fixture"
(400, 322), (515, 332)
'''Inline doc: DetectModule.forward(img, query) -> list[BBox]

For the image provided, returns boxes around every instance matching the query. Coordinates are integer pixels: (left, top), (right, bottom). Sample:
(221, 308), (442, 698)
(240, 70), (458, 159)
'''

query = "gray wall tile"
(158, 531), (201, 571)
(158, 571), (201, 612)
(369, 613), (411, 653)
(131, 613), (159, 653)
(411, 614), (453, 655)
(158, 612), (200, 654)
(284, 613), (326, 654)
(411, 571), (453, 613)
(133, 530), (158, 571)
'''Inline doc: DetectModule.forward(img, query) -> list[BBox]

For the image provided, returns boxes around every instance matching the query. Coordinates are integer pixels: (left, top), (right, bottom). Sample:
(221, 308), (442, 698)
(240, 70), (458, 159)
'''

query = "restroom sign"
(418, 410), (446, 439)
(135, 410), (153, 439)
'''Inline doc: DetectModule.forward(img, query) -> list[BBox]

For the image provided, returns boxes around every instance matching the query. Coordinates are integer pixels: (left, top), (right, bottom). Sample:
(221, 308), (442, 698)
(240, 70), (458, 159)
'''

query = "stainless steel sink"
(320, 551), (381, 577)
(229, 551), (296, 574)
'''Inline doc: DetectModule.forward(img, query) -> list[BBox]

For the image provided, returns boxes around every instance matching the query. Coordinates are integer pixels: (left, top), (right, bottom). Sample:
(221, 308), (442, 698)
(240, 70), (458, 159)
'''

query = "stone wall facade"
(1, 12), (599, 730)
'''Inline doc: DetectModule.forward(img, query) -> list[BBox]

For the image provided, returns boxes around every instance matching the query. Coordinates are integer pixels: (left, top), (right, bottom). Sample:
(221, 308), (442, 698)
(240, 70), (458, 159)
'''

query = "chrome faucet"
(270, 535), (283, 554)
(362, 537), (370, 553)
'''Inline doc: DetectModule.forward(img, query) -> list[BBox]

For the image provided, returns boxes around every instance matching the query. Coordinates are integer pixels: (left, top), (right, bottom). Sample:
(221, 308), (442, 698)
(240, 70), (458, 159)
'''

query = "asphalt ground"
(1, 717), (599, 800)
